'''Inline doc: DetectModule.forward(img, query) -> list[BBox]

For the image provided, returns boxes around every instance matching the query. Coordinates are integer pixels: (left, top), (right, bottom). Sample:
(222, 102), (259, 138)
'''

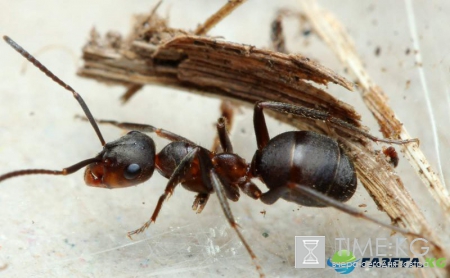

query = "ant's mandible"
(0, 36), (428, 278)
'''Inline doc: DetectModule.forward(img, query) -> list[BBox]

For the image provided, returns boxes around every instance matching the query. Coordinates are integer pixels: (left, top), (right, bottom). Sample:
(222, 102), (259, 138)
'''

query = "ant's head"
(85, 131), (156, 189)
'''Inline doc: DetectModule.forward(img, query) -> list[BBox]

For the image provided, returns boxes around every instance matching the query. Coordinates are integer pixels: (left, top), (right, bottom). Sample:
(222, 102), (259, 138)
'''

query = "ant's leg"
(191, 177), (239, 213)
(77, 117), (195, 144)
(288, 182), (438, 246)
(216, 117), (234, 153)
(237, 180), (262, 200)
(212, 101), (235, 153)
(253, 102), (271, 150)
(256, 101), (418, 145)
(192, 193), (210, 214)
(198, 147), (241, 202)
(209, 170), (264, 277)
(197, 150), (264, 278)
(128, 148), (200, 238)
(259, 186), (288, 205)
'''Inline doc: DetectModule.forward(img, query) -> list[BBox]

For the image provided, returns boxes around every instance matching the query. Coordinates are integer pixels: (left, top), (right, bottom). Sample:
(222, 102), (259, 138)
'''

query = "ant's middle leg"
(211, 100), (236, 153)
(216, 117), (233, 153)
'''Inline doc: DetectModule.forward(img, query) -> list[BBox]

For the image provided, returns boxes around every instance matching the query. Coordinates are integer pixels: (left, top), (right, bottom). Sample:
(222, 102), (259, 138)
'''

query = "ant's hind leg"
(287, 182), (437, 244)
(259, 186), (287, 205)
(128, 148), (200, 238)
(253, 102), (271, 150)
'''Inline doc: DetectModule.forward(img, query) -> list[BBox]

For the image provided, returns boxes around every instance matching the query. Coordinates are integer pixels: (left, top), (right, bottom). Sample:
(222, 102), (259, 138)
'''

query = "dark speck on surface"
(375, 46), (381, 56)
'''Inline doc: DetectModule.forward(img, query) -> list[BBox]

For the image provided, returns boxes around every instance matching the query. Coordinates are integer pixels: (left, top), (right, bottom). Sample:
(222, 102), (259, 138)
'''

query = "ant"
(0, 36), (431, 278)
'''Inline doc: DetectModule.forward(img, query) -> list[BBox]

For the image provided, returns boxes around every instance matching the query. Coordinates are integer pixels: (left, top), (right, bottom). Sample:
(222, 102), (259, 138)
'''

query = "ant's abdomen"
(255, 131), (357, 207)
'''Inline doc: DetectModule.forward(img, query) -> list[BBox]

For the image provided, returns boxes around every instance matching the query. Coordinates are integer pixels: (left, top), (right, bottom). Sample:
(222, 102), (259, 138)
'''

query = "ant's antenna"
(2, 36), (106, 146)
(258, 101), (419, 145)
(0, 158), (101, 182)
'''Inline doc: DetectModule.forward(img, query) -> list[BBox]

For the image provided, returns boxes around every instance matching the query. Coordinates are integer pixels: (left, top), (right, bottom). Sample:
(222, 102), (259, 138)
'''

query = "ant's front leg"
(128, 147), (201, 238)
(76, 116), (195, 144)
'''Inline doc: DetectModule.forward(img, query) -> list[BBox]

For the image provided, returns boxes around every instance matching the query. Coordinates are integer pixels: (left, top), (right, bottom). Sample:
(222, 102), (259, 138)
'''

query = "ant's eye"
(124, 163), (141, 180)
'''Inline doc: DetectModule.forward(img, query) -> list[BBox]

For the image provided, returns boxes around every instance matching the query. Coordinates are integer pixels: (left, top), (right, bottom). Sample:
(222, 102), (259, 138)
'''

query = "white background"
(0, 1), (449, 277)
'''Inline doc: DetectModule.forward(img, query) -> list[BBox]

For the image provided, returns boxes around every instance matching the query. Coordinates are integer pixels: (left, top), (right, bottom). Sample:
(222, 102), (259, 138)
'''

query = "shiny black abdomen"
(255, 131), (357, 207)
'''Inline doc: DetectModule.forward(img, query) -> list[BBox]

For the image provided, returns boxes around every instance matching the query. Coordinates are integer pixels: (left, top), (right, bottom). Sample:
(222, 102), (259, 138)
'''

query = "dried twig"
(194, 0), (248, 36)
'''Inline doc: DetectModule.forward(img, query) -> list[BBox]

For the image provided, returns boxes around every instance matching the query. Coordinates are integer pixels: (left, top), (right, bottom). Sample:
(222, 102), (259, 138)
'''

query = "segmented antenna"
(2, 36), (106, 146)
(259, 101), (419, 145)
(0, 158), (101, 182)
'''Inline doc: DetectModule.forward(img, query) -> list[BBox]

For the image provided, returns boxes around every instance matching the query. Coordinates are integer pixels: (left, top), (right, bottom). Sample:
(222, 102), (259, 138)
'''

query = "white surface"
(0, 1), (449, 277)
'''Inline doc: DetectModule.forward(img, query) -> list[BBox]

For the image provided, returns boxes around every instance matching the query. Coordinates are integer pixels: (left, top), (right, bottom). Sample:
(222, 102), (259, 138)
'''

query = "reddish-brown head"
(85, 131), (156, 188)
